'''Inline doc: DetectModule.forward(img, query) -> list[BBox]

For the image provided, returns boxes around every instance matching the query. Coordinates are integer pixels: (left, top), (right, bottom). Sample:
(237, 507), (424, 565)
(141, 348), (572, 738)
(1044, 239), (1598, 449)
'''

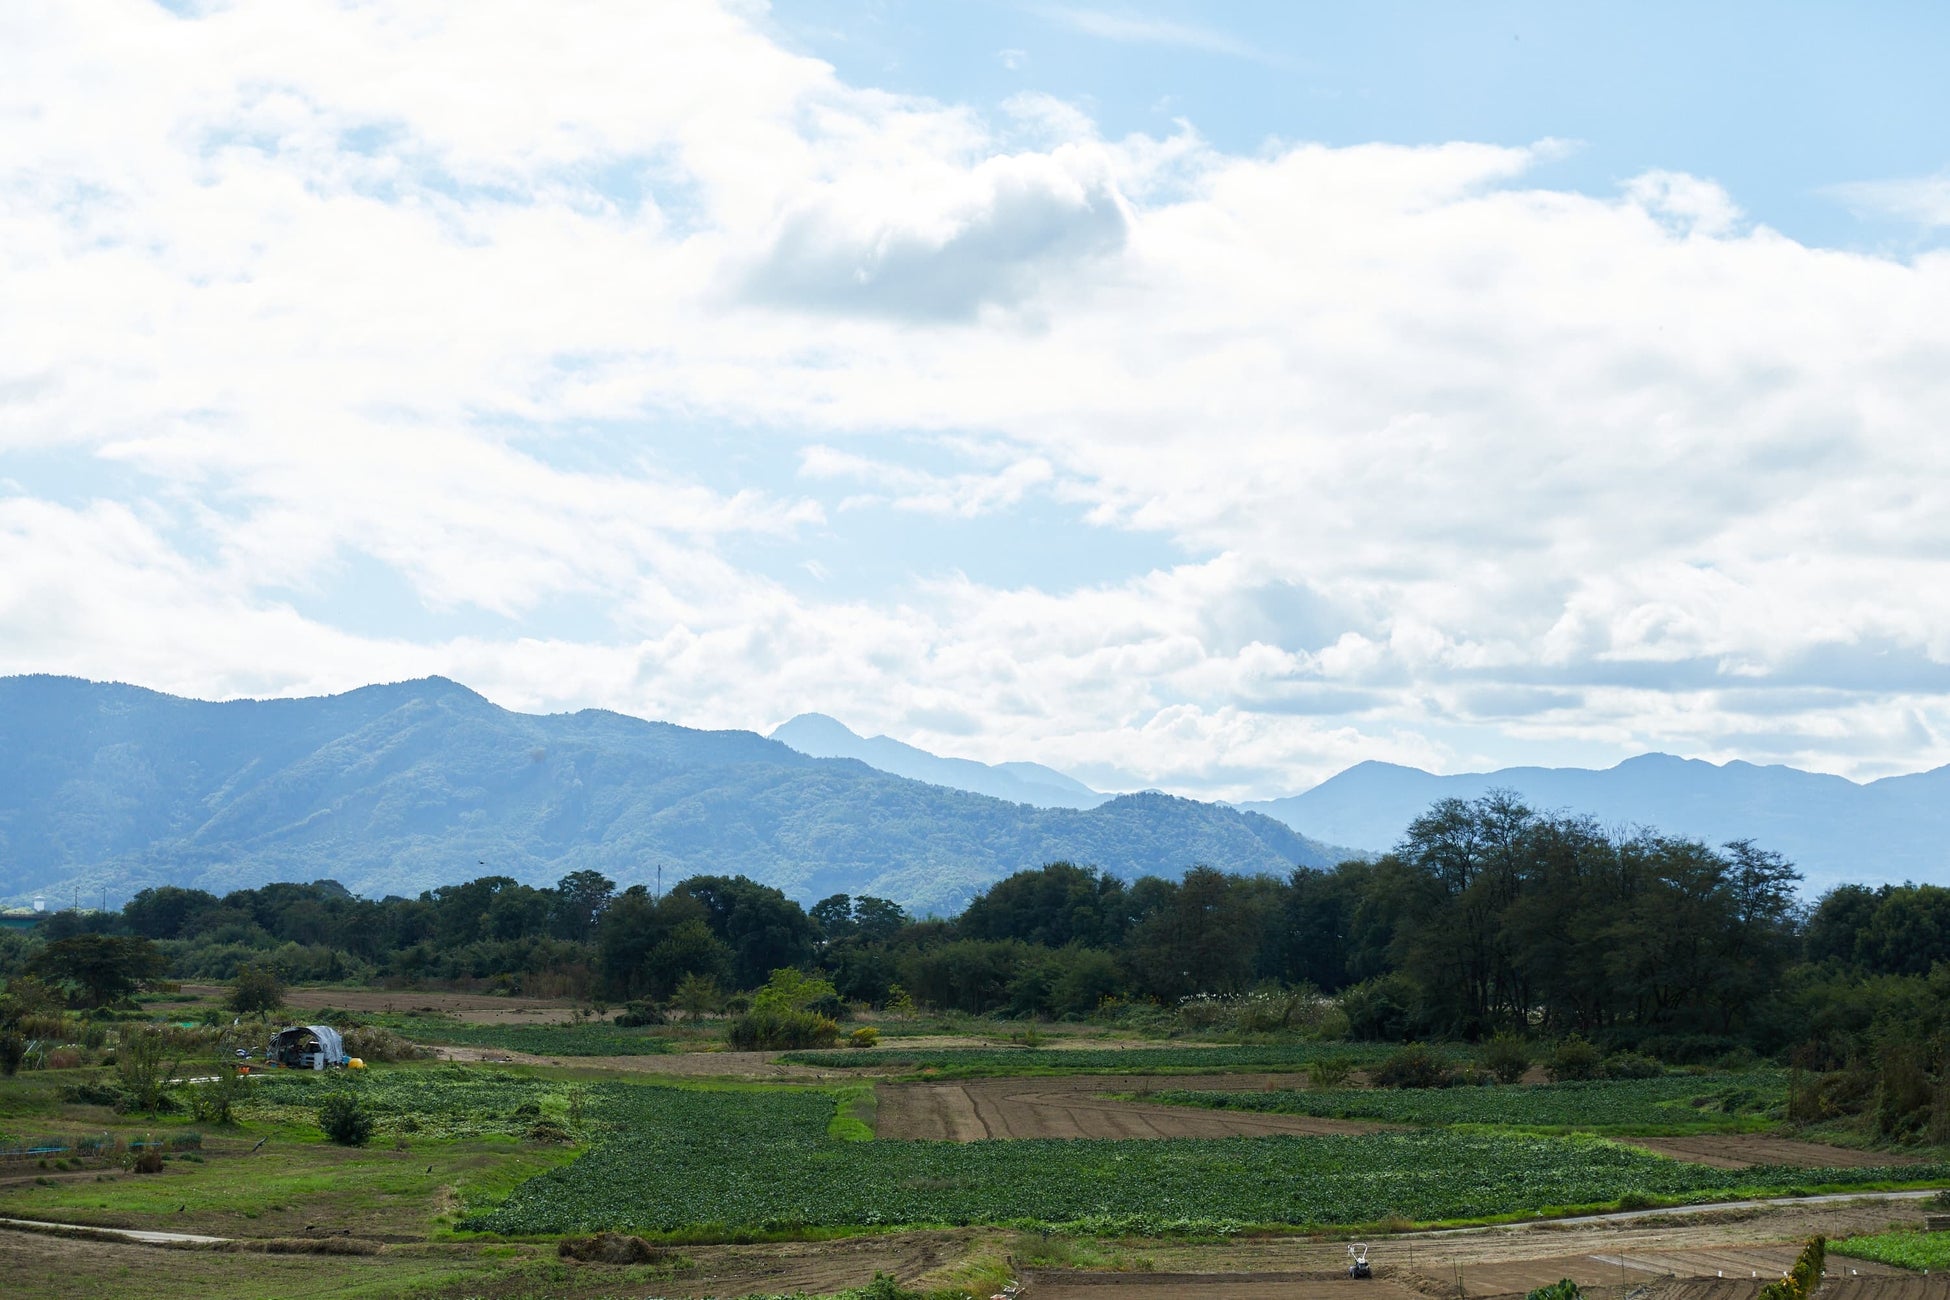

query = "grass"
(467, 1081), (1950, 1237)
(1147, 1073), (1786, 1136)
(1833, 1231), (1950, 1271)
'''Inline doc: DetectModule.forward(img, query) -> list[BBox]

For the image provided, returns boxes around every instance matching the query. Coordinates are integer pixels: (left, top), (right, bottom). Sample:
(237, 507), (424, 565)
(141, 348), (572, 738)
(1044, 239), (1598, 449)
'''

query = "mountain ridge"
(769, 711), (1108, 808)
(1241, 751), (1950, 895)
(0, 674), (1346, 915)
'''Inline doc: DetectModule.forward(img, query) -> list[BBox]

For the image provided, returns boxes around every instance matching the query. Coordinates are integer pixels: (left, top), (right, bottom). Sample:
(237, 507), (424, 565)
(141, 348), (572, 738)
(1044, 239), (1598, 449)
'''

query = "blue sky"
(2, 0), (1948, 798)
(768, 1), (1950, 253)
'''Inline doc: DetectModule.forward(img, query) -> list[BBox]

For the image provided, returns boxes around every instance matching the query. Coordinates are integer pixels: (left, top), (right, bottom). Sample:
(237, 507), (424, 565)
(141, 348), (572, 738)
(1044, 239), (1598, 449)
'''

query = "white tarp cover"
(272, 1024), (345, 1063)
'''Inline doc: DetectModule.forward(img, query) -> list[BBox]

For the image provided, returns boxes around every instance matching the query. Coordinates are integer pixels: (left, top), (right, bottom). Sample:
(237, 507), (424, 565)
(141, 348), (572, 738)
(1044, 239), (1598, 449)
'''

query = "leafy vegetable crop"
(1832, 1232), (1950, 1271)
(1151, 1074), (1785, 1134)
(466, 1082), (1940, 1236)
(245, 1065), (582, 1140)
(378, 1016), (672, 1057)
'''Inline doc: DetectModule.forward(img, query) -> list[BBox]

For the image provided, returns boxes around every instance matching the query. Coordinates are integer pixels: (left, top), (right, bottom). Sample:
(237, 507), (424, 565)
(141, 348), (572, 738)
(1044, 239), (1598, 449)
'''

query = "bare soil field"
(1626, 1137), (1926, 1170)
(1021, 1271), (1426, 1300)
(876, 1074), (1393, 1141)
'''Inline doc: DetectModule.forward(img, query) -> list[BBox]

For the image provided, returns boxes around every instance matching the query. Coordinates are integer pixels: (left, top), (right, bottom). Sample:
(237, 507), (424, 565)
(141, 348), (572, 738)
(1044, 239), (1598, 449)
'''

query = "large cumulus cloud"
(2, 0), (1948, 798)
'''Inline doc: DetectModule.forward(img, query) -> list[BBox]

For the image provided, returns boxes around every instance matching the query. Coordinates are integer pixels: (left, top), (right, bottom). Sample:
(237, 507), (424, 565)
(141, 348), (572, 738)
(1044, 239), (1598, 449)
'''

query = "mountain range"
(0, 675), (1345, 915)
(1237, 756), (1950, 897)
(770, 713), (1108, 809)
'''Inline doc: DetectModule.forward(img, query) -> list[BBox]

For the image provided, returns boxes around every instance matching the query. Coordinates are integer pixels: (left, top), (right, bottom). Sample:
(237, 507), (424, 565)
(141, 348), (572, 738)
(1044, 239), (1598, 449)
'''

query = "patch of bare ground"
(1626, 1137), (1926, 1170)
(424, 1043), (876, 1081)
(1120, 1199), (1926, 1291)
(1020, 1271), (1425, 1300)
(177, 983), (605, 1025)
(876, 1074), (1394, 1141)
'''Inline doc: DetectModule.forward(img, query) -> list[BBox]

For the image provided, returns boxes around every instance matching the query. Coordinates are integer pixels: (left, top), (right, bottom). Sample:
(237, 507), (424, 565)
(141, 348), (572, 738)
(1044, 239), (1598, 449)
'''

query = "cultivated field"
(878, 1074), (1391, 1141)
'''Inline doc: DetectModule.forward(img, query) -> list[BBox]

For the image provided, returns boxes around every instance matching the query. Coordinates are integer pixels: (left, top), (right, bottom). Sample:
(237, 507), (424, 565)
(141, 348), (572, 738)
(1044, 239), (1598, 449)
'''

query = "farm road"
(1626, 1135), (1926, 1170)
(876, 1075), (1392, 1140)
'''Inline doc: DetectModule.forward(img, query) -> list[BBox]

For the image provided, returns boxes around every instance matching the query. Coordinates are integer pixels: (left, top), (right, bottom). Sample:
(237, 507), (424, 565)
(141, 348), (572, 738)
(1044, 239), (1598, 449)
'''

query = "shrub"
(614, 1000), (666, 1028)
(1757, 1237), (1824, 1300)
(726, 1007), (840, 1051)
(1339, 973), (1419, 1042)
(1547, 1036), (1604, 1082)
(339, 1025), (431, 1064)
(1307, 1057), (1354, 1088)
(131, 1150), (165, 1174)
(189, 1069), (251, 1125)
(319, 1091), (374, 1147)
(0, 1031), (24, 1077)
(1603, 1051), (1663, 1079)
(227, 965), (285, 1015)
(1526, 1280), (1581, 1300)
(849, 1026), (880, 1049)
(1483, 1033), (1531, 1085)
(1373, 1044), (1449, 1089)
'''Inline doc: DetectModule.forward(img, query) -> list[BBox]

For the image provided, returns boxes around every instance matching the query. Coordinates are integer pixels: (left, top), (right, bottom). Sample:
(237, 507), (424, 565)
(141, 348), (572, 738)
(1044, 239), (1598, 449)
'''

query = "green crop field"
(1150, 1074), (1785, 1135)
(244, 1064), (589, 1140)
(777, 1043), (1412, 1076)
(376, 1015), (673, 1056)
(467, 1082), (1943, 1237)
(1833, 1231), (1950, 1271)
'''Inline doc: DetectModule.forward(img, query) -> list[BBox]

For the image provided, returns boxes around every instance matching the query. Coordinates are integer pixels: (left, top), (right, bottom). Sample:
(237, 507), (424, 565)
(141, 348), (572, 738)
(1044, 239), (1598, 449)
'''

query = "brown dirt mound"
(877, 1075), (1392, 1141)
(1629, 1137), (1926, 1170)
(558, 1231), (670, 1264)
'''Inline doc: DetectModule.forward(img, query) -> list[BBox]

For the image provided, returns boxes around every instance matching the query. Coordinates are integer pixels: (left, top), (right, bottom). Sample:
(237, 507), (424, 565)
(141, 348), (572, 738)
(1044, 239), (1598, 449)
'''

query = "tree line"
(7, 791), (1948, 1067)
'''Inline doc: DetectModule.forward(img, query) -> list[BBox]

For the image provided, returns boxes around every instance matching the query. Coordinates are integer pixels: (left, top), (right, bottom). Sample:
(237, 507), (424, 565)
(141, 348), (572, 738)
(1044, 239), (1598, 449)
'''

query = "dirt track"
(877, 1075), (1392, 1141)
(1624, 1136), (1926, 1170)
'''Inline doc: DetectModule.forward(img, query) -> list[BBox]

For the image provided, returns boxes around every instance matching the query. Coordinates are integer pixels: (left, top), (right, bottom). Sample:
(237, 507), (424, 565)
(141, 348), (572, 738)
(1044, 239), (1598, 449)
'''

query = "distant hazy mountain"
(1241, 754), (1950, 896)
(0, 675), (1347, 915)
(770, 712), (1108, 809)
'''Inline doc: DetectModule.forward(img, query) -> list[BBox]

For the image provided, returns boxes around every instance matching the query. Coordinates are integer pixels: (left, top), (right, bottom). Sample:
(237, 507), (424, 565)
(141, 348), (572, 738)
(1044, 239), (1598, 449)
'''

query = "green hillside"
(0, 675), (1348, 913)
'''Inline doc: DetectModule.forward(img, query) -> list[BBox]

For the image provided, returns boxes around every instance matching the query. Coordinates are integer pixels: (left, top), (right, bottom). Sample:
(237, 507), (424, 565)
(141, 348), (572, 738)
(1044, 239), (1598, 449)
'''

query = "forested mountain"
(770, 712), (1108, 809)
(1242, 754), (1950, 894)
(0, 675), (1344, 915)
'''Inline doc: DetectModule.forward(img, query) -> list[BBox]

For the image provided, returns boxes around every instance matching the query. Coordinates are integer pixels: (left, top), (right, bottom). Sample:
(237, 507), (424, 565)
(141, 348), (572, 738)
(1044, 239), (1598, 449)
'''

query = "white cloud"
(1828, 172), (1950, 228)
(2, 0), (1949, 802)
(1035, 6), (1281, 65)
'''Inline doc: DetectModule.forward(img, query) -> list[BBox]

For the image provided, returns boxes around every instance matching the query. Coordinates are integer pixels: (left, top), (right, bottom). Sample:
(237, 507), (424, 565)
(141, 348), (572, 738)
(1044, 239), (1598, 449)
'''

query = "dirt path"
(877, 1074), (1393, 1141)
(1624, 1136), (1926, 1170)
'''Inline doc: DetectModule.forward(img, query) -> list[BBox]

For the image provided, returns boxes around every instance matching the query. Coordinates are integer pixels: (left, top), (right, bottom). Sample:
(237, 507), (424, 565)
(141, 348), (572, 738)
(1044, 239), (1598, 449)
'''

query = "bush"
(1483, 1032), (1531, 1085)
(726, 1007), (840, 1051)
(1547, 1036), (1604, 1082)
(1339, 973), (1418, 1042)
(1307, 1057), (1354, 1088)
(318, 1091), (374, 1146)
(1525, 1281), (1581, 1300)
(849, 1026), (879, 1049)
(0, 1031), (24, 1077)
(1373, 1044), (1449, 1089)
(1603, 1051), (1663, 1079)
(614, 1000), (666, 1028)
(131, 1149), (165, 1174)
(339, 1025), (431, 1064)
(228, 965), (285, 1015)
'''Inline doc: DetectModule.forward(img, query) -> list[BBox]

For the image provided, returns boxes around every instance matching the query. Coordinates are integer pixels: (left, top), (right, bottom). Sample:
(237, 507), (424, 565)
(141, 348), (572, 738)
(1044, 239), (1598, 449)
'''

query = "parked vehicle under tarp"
(268, 1024), (347, 1070)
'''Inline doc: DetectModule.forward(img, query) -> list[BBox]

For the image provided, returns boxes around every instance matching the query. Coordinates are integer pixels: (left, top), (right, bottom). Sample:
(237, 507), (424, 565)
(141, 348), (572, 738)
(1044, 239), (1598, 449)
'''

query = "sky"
(3, 1), (1949, 800)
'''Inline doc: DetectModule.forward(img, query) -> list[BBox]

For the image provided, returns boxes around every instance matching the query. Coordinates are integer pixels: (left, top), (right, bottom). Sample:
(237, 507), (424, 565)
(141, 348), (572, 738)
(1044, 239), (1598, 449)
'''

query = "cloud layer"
(3, 0), (1949, 798)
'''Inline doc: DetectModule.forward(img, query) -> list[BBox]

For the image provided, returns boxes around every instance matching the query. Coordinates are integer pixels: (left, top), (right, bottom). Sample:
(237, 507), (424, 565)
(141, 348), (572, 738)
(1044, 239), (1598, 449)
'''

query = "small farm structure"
(268, 1024), (350, 1070)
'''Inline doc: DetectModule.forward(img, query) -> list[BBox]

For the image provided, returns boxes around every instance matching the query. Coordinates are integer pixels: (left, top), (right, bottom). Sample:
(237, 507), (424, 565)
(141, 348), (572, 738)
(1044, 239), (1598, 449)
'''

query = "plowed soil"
(876, 1074), (1392, 1141)
(1626, 1137), (1925, 1170)
(1021, 1271), (1424, 1300)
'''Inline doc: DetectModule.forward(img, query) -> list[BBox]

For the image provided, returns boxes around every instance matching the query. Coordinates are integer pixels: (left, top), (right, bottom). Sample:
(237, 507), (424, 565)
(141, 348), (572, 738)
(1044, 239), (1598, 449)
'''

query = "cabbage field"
(464, 1082), (1945, 1237)
(1151, 1073), (1786, 1134)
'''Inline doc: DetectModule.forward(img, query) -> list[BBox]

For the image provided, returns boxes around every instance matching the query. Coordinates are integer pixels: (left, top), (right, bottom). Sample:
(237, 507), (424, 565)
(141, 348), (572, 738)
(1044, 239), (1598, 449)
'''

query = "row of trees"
(8, 793), (1948, 1063)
